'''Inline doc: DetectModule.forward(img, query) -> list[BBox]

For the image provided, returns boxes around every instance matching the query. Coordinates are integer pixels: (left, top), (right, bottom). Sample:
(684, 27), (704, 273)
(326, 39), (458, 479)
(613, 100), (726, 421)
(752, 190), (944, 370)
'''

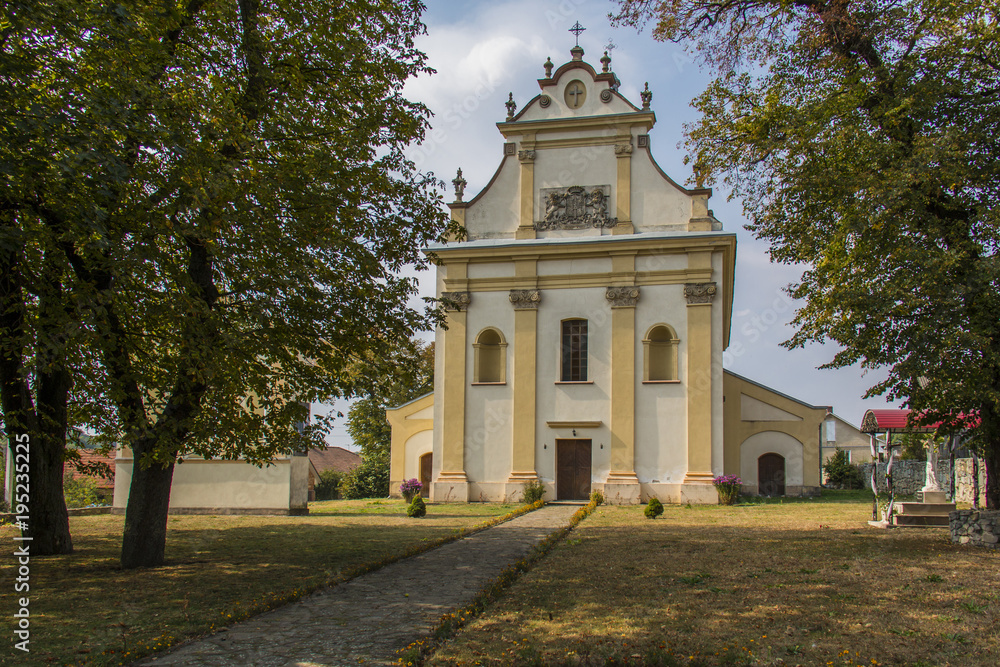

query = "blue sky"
(316, 0), (897, 450)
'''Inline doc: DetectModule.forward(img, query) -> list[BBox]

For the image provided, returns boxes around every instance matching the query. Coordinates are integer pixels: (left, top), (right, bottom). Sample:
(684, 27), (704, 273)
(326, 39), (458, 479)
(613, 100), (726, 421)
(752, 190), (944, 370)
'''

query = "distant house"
(820, 414), (875, 468)
(307, 446), (362, 500)
(65, 448), (117, 502)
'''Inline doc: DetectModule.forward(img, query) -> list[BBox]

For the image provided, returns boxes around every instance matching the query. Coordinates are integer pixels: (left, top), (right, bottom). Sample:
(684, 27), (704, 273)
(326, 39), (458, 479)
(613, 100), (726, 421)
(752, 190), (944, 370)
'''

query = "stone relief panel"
(536, 185), (618, 231)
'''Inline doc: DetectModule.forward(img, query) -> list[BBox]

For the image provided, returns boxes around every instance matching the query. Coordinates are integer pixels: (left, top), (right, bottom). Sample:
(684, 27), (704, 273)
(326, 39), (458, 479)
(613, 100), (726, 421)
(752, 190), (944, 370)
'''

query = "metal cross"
(569, 21), (586, 46)
(567, 83), (584, 107)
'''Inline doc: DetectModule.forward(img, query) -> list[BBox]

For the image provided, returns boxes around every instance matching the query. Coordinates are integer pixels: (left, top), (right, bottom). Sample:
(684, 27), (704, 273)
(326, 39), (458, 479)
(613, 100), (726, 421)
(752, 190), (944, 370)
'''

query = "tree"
(1, 1), (457, 567)
(823, 449), (865, 489)
(614, 1), (1000, 508)
(342, 339), (433, 498)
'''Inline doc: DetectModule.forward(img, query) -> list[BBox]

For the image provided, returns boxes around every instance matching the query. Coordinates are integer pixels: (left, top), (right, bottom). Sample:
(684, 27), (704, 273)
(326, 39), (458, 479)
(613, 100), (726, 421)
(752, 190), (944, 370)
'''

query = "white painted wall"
(634, 282), (689, 483)
(464, 289), (515, 483)
(113, 456), (308, 512)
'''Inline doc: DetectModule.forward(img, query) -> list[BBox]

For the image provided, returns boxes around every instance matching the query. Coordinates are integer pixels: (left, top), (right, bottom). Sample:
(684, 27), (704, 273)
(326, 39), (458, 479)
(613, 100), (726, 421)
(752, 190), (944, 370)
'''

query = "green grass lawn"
(0, 499), (516, 666)
(427, 493), (1000, 667)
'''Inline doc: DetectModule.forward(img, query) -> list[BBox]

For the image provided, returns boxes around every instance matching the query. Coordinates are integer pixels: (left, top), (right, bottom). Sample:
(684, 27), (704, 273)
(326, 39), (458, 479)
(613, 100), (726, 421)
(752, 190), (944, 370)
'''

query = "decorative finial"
(569, 21), (586, 47)
(452, 168), (467, 202)
(505, 92), (516, 120)
(640, 82), (652, 109)
(600, 50), (611, 73)
(544, 56), (554, 78)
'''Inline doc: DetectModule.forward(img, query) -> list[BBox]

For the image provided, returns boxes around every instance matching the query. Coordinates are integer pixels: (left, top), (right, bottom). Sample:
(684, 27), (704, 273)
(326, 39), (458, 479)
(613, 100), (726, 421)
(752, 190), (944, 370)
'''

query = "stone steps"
(890, 500), (956, 528)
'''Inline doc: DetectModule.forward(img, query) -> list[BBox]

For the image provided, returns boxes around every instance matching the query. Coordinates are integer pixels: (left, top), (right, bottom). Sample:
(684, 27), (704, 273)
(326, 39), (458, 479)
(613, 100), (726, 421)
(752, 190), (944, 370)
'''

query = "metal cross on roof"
(569, 21), (586, 46)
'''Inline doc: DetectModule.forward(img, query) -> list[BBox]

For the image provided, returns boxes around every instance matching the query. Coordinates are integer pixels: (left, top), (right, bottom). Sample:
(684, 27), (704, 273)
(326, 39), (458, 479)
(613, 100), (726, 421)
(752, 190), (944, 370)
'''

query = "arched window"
(473, 328), (506, 383)
(560, 319), (588, 382)
(643, 324), (679, 382)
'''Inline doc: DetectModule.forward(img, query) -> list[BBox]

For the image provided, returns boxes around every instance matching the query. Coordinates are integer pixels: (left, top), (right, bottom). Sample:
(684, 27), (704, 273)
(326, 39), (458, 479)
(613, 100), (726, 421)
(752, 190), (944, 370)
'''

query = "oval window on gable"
(473, 328), (506, 384)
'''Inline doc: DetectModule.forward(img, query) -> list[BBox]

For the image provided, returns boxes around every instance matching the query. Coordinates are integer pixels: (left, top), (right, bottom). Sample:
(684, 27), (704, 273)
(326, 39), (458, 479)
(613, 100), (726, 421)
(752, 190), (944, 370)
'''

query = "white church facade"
(388, 46), (826, 504)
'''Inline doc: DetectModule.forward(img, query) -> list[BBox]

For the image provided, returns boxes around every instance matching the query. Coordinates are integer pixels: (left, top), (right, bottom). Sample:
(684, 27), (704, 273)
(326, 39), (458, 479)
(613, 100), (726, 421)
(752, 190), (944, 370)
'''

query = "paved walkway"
(139, 504), (580, 666)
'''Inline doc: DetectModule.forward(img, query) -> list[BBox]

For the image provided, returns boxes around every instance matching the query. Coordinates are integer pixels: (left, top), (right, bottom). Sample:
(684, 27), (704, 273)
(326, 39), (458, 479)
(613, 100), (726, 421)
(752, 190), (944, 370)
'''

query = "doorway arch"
(758, 453), (786, 497)
(418, 453), (432, 499)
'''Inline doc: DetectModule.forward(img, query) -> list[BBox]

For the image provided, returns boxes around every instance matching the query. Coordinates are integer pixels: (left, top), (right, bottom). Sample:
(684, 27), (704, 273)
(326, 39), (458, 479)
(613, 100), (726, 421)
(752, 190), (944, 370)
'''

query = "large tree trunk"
(0, 245), (73, 555)
(983, 402), (1000, 511)
(27, 365), (73, 555)
(120, 441), (175, 569)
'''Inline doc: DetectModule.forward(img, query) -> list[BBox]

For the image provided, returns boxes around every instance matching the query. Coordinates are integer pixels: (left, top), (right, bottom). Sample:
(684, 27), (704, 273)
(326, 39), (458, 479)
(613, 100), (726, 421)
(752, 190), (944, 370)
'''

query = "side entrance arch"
(758, 453), (786, 497)
(740, 431), (803, 496)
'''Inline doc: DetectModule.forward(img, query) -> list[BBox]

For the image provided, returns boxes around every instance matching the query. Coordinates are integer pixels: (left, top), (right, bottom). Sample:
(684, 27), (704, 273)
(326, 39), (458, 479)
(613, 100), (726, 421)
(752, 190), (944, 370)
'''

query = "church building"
(387, 45), (825, 504)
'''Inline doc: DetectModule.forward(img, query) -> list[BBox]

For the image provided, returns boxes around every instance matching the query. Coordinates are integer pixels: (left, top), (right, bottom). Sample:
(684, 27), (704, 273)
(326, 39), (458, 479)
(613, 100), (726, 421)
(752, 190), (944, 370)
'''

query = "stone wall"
(954, 459), (987, 506)
(856, 458), (986, 503)
(950, 510), (1000, 548)
(858, 460), (951, 496)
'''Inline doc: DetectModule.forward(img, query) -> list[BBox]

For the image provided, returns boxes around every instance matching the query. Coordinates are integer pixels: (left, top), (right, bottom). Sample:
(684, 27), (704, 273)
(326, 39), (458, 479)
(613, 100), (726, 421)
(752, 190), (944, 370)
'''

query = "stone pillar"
(435, 290), (470, 502)
(506, 289), (540, 499)
(683, 277), (718, 500)
(604, 285), (641, 503)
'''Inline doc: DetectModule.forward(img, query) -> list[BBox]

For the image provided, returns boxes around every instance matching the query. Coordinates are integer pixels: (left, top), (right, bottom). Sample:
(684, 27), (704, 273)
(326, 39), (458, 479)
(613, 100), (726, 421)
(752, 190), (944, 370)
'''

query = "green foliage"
(895, 433), (929, 462)
(314, 470), (343, 501)
(645, 497), (664, 519)
(340, 451), (389, 500)
(613, 0), (1000, 508)
(406, 496), (426, 518)
(824, 450), (866, 490)
(2, 1), (460, 564)
(590, 490), (605, 506)
(63, 475), (100, 509)
(522, 479), (546, 504)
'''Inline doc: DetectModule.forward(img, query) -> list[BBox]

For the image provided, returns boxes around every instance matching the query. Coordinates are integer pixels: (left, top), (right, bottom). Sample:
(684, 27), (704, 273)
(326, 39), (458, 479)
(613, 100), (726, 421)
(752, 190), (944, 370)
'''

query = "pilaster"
(683, 268), (717, 488)
(435, 287), (470, 502)
(516, 141), (537, 239)
(605, 284), (640, 502)
(508, 287), (540, 490)
(613, 138), (634, 235)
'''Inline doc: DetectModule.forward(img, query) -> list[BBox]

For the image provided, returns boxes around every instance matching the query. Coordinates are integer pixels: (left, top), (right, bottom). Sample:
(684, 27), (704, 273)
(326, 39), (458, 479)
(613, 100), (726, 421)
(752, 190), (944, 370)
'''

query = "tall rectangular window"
(561, 319), (588, 381)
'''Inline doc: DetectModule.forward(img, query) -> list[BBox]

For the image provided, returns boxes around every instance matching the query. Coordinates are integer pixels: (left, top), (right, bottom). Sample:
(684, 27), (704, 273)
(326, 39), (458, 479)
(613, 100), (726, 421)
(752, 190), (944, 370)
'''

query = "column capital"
(509, 289), (541, 310)
(606, 286), (639, 308)
(684, 282), (717, 305)
(441, 291), (471, 311)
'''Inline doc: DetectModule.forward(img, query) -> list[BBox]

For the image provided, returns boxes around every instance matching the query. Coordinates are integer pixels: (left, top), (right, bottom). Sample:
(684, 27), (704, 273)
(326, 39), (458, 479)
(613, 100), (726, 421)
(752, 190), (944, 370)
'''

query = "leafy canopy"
(613, 0), (1000, 504)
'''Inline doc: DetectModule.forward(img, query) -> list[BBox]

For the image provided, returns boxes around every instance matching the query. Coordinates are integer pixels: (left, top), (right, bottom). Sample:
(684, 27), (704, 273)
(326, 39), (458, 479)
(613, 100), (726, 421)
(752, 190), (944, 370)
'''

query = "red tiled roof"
(308, 447), (361, 474)
(861, 409), (978, 434)
(64, 449), (116, 489)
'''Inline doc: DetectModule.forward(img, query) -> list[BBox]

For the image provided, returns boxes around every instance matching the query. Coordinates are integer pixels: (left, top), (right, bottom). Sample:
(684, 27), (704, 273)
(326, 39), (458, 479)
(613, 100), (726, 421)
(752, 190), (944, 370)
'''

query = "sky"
(317, 0), (899, 450)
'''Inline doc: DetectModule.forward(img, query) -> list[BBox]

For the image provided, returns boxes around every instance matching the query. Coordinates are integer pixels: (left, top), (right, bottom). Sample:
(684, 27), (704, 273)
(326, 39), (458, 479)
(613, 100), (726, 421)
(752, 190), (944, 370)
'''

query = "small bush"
(407, 496), (426, 518)
(64, 475), (101, 508)
(824, 449), (865, 489)
(713, 474), (741, 505)
(314, 470), (343, 500)
(522, 479), (546, 504)
(645, 497), (664, 519)
(589, 489), (604, 506)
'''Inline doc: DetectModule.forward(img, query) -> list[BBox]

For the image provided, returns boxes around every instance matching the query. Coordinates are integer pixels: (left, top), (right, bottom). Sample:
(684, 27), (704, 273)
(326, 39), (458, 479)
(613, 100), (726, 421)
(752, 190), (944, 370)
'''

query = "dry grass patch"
(429, 494), (1000, 666)
(0, 499), (514, 666)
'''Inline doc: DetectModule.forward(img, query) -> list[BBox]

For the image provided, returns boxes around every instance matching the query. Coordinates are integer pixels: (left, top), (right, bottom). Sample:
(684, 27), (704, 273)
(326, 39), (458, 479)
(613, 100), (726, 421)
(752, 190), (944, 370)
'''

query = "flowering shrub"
(399, 478), (422, 503)
(713, 474), (741, 505)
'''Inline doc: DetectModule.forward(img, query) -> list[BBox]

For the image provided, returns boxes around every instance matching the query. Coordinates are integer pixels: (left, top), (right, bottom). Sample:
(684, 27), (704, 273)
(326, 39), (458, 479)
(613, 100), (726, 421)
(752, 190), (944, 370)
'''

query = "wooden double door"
(557, 439), (592, 501)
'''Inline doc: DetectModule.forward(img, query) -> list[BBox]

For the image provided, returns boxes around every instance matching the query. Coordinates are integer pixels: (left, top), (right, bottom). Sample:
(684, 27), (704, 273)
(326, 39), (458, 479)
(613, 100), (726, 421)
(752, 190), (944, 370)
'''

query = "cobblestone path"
(138, 504), (580, 666)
